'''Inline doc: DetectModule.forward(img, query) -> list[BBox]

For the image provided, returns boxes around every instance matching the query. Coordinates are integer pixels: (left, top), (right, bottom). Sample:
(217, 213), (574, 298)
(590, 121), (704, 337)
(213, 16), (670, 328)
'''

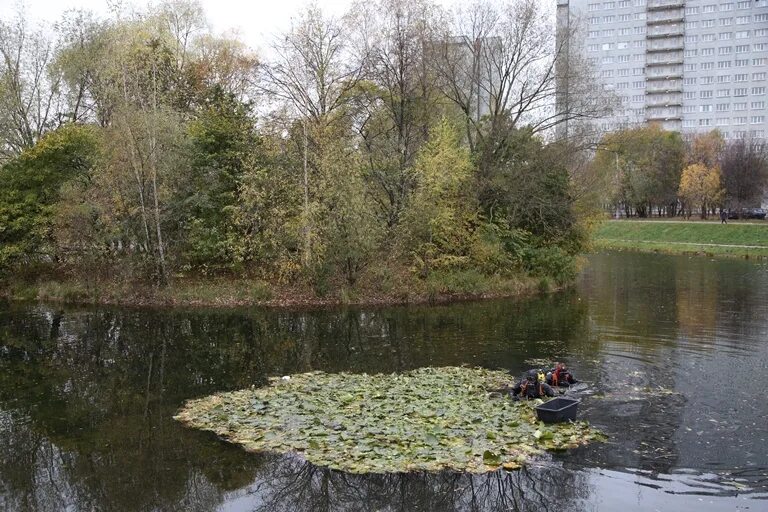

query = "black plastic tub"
(535, 397), (579, 423)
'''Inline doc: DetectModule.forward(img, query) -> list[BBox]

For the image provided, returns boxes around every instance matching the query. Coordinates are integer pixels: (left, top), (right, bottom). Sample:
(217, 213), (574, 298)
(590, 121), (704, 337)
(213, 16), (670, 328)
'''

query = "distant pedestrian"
(720, 209), (727, 224)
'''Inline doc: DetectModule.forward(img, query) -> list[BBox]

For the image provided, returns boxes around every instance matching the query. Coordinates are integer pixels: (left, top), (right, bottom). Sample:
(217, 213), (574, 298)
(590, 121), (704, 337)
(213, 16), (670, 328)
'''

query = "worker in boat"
(546, 362), (578, 387)
(511, 370), (556, 400)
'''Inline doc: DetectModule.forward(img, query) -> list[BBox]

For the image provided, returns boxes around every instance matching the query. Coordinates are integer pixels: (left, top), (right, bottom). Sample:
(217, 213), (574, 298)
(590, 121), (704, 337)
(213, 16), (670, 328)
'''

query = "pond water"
(1, 251), (767, 511)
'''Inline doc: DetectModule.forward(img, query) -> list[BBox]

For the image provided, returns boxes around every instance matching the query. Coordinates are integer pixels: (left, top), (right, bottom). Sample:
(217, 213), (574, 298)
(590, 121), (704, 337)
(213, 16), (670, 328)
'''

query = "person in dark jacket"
(546, 363), (578, 387)
(511, 370), (556, 400)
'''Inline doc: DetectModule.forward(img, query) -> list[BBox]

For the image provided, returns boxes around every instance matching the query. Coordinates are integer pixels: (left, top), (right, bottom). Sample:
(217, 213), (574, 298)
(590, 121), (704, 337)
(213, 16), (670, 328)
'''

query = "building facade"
(557, 0), (768, 139)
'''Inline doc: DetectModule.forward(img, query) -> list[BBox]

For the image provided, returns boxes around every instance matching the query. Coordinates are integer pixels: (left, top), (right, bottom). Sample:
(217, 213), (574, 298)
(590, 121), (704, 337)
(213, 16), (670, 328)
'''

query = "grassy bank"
(0, 270), (547, 309)
(593, 219), (768, 258)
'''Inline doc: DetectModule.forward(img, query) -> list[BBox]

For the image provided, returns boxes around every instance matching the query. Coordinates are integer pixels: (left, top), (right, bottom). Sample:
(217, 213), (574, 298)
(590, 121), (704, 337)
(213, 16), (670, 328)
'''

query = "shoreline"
(0, 274), (551, 310)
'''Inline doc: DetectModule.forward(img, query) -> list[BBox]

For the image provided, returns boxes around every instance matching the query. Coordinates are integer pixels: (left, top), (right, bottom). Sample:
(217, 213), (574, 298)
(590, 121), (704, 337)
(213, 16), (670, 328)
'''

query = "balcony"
(647, 0), (684, 10)
(647, 26), (684, 38)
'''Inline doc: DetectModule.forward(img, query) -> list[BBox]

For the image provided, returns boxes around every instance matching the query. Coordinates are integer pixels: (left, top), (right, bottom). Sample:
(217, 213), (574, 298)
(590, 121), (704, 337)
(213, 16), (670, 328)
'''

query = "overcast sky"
(0, 0), (458, 54)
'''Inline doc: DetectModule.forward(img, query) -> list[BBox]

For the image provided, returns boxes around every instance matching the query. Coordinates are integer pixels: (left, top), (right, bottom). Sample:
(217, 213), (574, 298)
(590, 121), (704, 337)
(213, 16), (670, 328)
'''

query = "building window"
(717, 89), (731, 97)
(701, 62), (715, 70)
(702, 48), (715, 56)
(734, 102), (748, 110)
(755, 44), (768, 52)
(633, 81), (645, 88)
(618, 14), (630, 22)
(684, 78), (697, 85)
(701, 91), (714, 99)
(751, 116), (765, 124)
(700, 105), (713, 112)
(736, 16), (751, 24)
(752, 87), (767, 95)
(718, 75), (731, 83)
(700, 119), (712, 126)
(685, 92), (697, 99)
(717, 103), (730, 111)
(603, 29), (615, 37)
(754, 58), (768, 66)
(703, 4), (717, 13)
(602, 56), (614, 64)
(685, 49), (698, 57)
(734, 89), (748, 97)
(736, 1), (749, 8)
(734, 117), (748, 125)
(602, 43), (615, 50)
(702, 76), (716, 84)
(590, 17), (600, 25)
(719, 18), (732, 26)
(757, 29), (768, 38)
(703, 34), (717, 42)
(686, 7), (700, 14)
(754, 73), (767, 81)
(618, 42), (629, 49)
(618, 55), (630, 63)
(686, 21), (699, 29)
(752, 101), (766, 109)
(619, 28), (631, 35)
(736, 59), (750, 66)
(735, 45), (750, 53)
(717, 61), (732, 69)
(703, 19), (716, 28)
(755, 14), (768, 22)
(588, 31), (600, 38)
(685, 64), (697, 72)
(735, 31), (749, 39)
(686, 35), (699, 43)
(735, 73), (749, 82)
(720, 32), (732, 40)
(718, 47), (732, 55)
(684, 120), (696, 128)
(604, 15), (615, 22)
(604, 1), (616, 8)
(720, 3), (734, 11)
(589, 3), (601, 11)
(716, 118), (730, 126)
(618, 0), (631, 7)
(633, 67), (644, 75)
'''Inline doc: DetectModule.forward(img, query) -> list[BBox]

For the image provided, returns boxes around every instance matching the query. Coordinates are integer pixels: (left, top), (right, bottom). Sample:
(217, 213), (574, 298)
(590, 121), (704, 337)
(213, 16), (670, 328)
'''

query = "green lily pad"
(174, 366), (604, 474)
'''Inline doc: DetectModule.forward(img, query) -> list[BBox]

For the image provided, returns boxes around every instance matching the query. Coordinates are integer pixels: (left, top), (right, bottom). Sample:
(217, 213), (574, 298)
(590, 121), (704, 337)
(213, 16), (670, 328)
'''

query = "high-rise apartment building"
(557, 0), (768, 139)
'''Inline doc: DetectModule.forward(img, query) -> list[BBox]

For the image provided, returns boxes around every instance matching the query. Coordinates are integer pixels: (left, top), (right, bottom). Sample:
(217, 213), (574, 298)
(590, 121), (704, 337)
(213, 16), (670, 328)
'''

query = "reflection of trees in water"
(0, 298), (595, 510)
(248, 458), (591, 512)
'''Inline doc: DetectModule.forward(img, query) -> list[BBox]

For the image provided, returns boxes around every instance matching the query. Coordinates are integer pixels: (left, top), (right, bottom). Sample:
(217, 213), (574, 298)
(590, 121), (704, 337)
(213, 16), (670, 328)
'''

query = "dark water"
(1, 252), (767, 512)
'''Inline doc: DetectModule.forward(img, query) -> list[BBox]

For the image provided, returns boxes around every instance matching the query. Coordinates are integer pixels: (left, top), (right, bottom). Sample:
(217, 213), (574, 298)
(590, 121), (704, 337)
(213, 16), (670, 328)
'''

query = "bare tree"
(258, 5), (366, 266)
(347, 0), (445, 227)
(0, 11), (64, 160)
(430, 0), (610, 152)
(720, 137), (768, 210)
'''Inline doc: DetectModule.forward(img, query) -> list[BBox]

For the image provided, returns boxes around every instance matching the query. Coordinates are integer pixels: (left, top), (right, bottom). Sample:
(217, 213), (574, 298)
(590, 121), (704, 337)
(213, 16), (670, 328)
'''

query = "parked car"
(727, 208), (767, 220)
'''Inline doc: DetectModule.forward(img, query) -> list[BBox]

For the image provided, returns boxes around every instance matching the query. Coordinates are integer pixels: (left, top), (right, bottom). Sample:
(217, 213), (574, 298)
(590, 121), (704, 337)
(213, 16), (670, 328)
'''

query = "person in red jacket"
(547, 363), (578, 387)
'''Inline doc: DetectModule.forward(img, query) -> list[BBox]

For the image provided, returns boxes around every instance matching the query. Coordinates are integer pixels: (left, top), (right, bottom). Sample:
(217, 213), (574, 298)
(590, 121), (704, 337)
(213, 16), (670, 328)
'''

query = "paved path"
(600, 238), (768, 249)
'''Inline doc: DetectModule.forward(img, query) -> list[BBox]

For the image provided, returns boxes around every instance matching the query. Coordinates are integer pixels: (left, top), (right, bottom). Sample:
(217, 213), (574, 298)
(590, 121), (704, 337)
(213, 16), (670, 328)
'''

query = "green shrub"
(522, 246), (576, 286)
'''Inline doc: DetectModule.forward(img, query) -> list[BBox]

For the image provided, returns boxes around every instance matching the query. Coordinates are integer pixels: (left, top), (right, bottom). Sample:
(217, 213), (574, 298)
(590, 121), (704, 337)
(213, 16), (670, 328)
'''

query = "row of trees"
(592, 126), (768, 219)
(0, 0), (610, 292)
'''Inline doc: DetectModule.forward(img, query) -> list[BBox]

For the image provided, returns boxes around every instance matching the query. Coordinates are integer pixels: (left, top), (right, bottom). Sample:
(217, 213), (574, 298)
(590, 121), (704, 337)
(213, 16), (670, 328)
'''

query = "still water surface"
(1, 252), (767, 511)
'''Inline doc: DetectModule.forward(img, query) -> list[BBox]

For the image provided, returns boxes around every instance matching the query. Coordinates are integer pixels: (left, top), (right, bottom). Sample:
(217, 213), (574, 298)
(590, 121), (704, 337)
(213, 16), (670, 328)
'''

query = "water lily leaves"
(174, 367), (604, 474)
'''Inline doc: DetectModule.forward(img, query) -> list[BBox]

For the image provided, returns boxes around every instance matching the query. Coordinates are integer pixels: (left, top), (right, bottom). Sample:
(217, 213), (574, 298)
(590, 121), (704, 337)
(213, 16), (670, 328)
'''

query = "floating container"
(535, 397), (579, 424)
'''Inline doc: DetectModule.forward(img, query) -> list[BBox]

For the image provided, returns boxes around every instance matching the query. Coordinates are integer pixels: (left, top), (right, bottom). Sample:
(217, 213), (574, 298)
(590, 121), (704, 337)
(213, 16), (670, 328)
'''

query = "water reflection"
(1, 252), (768, 510)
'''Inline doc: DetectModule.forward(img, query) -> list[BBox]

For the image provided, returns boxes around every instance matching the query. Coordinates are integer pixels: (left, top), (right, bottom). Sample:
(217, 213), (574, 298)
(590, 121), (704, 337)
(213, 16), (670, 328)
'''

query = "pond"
(1, 252), (767, 511)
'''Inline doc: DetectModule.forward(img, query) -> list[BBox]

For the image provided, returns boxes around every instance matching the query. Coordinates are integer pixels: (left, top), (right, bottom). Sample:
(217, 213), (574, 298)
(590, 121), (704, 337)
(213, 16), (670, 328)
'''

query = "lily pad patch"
(174, 366), (604, 474)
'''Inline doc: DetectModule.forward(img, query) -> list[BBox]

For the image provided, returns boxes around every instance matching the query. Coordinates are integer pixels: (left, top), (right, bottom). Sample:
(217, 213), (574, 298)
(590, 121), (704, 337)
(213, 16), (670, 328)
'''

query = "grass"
(593, 219), (768, 258)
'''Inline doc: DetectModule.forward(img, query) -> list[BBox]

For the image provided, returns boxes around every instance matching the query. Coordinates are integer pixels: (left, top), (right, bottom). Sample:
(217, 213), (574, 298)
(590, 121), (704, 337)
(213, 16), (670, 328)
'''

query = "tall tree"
(720, 137), (768, 210)
(258, 5), (365, 268)
(0, 11), (64, 160)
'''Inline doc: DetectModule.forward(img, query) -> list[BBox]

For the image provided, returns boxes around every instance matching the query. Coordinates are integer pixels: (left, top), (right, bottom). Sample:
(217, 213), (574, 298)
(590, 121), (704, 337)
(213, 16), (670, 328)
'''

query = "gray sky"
(0, 0), (455, 53)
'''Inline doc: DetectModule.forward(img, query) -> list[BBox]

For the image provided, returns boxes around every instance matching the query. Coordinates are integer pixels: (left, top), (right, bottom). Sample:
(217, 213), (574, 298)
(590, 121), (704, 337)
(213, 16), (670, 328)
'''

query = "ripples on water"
(1, 251), (768, 511)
